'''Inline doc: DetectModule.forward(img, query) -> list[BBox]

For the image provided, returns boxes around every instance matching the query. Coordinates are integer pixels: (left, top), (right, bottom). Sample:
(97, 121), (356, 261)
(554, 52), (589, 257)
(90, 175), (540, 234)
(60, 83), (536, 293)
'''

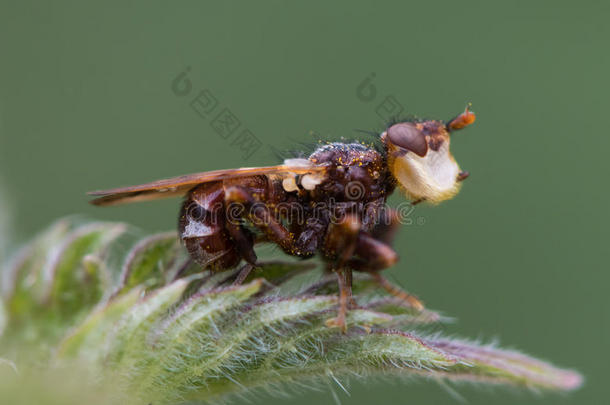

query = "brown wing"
(88, 164), (327, 206)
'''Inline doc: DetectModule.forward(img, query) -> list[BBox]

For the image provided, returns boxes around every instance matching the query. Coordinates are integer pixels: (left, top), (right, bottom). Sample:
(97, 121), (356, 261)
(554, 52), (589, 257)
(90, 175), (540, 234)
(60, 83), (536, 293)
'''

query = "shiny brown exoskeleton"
(89, 106), (476, 331)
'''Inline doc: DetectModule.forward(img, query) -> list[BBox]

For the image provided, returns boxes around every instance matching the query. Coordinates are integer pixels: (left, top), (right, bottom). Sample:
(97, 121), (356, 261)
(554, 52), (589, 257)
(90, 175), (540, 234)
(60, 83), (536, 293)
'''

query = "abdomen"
(178, 182), (241, 271)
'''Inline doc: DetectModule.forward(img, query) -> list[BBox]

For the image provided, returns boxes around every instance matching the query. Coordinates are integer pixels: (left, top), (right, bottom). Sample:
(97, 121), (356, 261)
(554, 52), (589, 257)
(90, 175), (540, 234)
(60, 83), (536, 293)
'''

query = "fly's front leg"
(323, 213), (361, 332)
(323, 213), (361, 269)
(325, 267), (351, 333)
(348, 233), (424, 311)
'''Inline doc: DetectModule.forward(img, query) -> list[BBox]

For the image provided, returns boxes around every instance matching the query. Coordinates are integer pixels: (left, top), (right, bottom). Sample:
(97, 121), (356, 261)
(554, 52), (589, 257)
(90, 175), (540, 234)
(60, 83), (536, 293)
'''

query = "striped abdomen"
(178, 182), (240, 271)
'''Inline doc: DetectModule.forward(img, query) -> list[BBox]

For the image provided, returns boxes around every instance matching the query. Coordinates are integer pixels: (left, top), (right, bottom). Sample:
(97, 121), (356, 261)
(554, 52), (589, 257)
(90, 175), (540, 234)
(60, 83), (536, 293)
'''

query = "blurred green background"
(1, 1), (608, 404)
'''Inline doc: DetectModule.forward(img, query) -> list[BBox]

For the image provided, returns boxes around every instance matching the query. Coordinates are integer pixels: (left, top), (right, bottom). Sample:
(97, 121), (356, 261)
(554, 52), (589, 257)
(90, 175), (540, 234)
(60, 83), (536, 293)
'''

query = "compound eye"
(386, 122), (428, 157)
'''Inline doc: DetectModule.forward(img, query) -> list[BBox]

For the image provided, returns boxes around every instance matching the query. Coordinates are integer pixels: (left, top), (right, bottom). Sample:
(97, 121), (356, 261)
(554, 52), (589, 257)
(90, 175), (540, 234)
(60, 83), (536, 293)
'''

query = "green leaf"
(0, 219), (583, 404)
(117, 232), (182, 294)
(2, 219), (72, 321)
(45, 222), (126, 318)
(56, 286), (143, 360)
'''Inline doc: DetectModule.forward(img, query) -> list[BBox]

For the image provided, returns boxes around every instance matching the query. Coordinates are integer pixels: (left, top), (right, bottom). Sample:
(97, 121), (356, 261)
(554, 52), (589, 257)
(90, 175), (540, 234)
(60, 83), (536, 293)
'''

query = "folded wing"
(88, 163), (327, 206)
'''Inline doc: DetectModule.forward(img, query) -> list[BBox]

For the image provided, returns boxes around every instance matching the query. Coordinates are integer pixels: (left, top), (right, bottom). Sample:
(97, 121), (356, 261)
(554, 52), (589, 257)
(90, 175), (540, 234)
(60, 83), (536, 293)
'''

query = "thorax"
(307, 142), (393, 203)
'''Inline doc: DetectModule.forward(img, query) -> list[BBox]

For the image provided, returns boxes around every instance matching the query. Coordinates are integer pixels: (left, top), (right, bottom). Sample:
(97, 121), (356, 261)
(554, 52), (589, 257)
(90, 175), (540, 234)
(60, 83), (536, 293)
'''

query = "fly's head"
(382, 106), (475, 204)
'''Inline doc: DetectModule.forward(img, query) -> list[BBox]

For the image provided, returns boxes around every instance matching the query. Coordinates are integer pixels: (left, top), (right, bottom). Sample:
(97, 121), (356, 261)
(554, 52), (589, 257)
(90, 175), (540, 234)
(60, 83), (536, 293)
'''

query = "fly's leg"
(219, 186), (259, 285)
(347, 233), (398, 271)
(172, 257), (194, 281)
(232, 262), (255, 285)
(369, 272), (424, 311)
(365, 209), (424, 310)
(225, 218), (257, 265)
(224, 186), (321, 289)
(224, 186), (300, 255)
(348, 233), (424, 311)
(323, 213), (361, 269)
(325, 267), (351, 333)
(323, 213), (361, 333)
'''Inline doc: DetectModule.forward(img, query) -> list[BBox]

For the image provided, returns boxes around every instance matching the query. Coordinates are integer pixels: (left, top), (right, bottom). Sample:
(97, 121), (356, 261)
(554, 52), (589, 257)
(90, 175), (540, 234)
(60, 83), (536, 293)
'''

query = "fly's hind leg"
(232, 262), (255, 285)
(223, 185), (321, 289)
(222, 187), (259, 285)
(224, 186), (298, 254)
(348, 233), (424, 311)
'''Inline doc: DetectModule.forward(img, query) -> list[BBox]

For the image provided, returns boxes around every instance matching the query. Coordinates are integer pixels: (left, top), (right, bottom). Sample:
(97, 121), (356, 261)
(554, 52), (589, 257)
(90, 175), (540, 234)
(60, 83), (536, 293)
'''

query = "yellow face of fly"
(387, 130), (461, 203)
(383, 107), (475, 204)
